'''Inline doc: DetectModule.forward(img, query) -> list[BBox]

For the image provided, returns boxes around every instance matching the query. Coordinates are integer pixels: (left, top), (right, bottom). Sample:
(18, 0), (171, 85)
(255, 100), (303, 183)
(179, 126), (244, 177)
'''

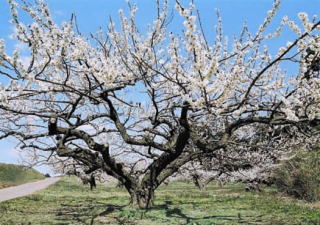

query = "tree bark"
(128, 187), (155, 209)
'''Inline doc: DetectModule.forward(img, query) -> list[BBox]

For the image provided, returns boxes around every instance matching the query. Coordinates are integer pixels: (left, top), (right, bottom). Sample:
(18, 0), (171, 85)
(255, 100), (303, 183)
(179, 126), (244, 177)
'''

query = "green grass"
(0, 163), (45, 188)
(0, 177), (319, 225)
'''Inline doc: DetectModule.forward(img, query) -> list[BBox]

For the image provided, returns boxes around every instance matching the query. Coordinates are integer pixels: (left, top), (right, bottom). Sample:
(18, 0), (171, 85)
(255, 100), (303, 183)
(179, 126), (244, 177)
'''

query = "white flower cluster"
(298, 12), (313, 32)
(282, 16), (302, 35)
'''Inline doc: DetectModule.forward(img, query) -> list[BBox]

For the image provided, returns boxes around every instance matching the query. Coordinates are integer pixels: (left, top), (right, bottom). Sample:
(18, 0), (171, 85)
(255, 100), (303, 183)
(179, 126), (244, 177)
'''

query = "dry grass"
(308, 202), (320, 209)
(0, 182), (13, 189)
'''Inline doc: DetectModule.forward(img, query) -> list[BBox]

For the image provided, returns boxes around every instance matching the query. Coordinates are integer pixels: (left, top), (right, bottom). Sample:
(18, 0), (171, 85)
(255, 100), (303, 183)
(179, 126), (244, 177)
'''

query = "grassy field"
(0, 163), (45, 189)
(0, 177), (319, 225)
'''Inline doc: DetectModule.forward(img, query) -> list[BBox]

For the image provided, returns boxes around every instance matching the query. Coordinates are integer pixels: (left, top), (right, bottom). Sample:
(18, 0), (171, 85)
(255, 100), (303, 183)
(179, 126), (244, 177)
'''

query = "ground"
(0, 177), (319, 225)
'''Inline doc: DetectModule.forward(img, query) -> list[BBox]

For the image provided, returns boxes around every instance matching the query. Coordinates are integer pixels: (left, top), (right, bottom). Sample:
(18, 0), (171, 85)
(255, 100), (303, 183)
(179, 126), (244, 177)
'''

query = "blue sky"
(0, 0), (319, 174)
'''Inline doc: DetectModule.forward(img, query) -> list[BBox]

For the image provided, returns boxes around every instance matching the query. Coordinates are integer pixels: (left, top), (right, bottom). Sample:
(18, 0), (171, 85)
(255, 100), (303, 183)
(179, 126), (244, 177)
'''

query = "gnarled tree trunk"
(128, 187), (155, 209)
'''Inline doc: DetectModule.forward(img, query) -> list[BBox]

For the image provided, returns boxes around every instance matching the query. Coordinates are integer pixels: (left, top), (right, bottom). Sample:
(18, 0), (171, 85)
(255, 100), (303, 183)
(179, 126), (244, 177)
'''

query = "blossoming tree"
(0, 0), (320, 208)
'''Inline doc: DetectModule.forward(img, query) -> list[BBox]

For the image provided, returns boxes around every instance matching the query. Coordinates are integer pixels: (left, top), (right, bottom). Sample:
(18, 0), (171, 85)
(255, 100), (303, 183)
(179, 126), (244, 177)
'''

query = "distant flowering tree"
(180, 142), (280, 191)
(0, 0), (320, 208)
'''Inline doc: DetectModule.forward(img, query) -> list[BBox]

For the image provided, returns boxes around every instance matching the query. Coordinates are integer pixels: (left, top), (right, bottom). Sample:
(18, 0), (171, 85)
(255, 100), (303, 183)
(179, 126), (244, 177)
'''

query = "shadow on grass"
(54, 198), (259, 225)
(55, 200), (126, 225)
(149, 200), (260, 225)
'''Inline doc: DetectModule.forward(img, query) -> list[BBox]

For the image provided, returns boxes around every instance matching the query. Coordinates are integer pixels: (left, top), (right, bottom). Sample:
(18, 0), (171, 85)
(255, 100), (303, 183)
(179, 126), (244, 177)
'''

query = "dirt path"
(0, 177), (60, 202)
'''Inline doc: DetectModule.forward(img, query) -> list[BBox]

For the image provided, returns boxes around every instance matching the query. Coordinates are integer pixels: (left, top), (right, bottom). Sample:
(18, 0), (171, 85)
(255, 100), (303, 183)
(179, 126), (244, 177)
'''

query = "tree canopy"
(0, 0), (320, 208)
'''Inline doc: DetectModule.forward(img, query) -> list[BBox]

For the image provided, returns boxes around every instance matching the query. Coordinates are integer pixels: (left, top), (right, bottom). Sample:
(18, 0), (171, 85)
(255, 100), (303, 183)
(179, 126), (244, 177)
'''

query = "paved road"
(0, 177), (60, 202)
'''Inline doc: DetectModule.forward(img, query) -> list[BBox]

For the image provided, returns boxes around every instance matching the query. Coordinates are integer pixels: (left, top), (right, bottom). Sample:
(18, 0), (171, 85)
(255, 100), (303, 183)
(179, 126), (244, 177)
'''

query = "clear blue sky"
(0, 0), (319, 174)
